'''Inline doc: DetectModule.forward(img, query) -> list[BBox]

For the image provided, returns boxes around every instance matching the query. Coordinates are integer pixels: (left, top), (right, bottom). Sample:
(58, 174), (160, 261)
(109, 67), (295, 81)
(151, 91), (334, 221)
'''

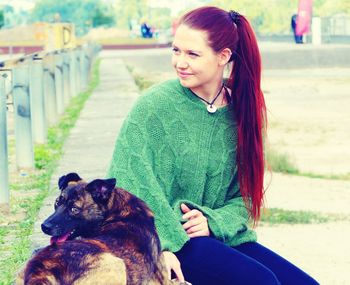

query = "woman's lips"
(177, 71), (193, 79)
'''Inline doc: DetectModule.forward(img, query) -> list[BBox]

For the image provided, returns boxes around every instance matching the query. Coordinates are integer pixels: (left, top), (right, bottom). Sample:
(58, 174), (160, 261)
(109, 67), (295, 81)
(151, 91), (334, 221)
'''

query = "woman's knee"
(224, 264), (280, 285)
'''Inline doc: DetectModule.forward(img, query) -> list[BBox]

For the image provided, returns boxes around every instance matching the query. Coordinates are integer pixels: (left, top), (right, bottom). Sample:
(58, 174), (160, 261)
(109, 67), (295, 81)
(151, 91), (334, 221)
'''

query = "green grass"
(127, 66), (157, 91)
(265, 147), (299, 175)
(0, 59), (100, 285)
(265, 146), (350, 180)
(260, 207), (348, 225)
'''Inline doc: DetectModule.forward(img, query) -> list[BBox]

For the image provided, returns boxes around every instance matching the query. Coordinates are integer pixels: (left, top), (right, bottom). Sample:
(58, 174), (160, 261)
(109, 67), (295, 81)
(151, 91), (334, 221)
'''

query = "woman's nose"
(173, 55), (189, 69)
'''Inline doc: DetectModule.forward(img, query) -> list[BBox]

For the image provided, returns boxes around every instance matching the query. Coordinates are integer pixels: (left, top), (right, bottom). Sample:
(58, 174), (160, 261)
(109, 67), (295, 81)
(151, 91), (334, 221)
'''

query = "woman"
(108, 6), (319, 285)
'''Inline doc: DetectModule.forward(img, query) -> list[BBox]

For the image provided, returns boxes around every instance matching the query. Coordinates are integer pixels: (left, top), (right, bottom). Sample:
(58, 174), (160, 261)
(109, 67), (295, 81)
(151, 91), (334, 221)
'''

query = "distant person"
(141, 22), (153, 38)
(108, 6), (319, 285)
(291, 14), (303, 43)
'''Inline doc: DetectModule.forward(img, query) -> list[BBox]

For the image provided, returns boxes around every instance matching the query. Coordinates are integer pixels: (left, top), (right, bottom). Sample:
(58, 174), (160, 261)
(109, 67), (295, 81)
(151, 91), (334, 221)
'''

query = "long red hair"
(179, 6), (267, 223)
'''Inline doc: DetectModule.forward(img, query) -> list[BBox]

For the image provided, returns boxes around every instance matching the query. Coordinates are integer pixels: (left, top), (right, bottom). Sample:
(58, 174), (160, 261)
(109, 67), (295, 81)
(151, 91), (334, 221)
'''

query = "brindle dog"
(17, 173), (182, 285)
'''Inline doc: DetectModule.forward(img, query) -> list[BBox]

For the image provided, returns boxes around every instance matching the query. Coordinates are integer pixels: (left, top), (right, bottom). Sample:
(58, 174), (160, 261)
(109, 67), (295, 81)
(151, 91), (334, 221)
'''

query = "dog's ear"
(86, 178), (116, 203)
(58, 173), (82, 190)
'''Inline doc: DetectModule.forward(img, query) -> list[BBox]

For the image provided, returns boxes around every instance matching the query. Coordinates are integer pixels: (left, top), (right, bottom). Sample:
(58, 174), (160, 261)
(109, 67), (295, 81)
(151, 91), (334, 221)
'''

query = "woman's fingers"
(172, 261), (185, 282)
(180, 203), (191, 214)
(182, 208), (202, 220)
(182, 216), (209, 237)
(188, 230), (209, 238)
(182, 216), (206, 230)
(163, 251), (185, 282)
(181, 204), (210, 237)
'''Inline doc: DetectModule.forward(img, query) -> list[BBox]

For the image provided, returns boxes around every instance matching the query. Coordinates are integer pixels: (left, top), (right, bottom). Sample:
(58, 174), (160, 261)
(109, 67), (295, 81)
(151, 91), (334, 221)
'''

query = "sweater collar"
(177, 79), (232, 114)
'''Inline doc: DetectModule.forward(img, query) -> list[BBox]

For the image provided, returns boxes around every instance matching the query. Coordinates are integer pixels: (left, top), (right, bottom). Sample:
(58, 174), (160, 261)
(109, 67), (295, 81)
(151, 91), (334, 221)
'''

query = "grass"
(260, 207), (348, 225)
(127, 66), (157, 91)
(265, 147), (299, 175)
(0, 59), (100, 285)
(265, 146), (350, 180)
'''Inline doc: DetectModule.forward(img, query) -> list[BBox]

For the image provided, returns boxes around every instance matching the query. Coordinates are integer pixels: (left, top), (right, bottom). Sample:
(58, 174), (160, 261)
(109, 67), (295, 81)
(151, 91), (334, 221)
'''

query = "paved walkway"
(31, 57), (140, 249)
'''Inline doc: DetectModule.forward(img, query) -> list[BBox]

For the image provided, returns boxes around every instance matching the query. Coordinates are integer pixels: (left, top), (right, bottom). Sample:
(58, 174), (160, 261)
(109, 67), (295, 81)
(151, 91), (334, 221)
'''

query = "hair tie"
(229, 10), (240, 24)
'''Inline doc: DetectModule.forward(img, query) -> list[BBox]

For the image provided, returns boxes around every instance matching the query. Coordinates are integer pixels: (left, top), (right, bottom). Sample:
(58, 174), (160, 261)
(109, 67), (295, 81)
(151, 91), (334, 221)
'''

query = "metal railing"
(0, 43), (100, 206)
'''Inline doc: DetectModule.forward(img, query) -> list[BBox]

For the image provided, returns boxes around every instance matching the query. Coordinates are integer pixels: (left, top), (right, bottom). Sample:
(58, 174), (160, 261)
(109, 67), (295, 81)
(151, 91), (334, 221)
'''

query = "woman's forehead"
(173, 25), (209, 49)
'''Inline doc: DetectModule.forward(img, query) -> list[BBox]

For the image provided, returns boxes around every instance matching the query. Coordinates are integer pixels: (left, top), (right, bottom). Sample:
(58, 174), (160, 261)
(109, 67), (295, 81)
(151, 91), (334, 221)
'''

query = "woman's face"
(171, 25), (224, 92)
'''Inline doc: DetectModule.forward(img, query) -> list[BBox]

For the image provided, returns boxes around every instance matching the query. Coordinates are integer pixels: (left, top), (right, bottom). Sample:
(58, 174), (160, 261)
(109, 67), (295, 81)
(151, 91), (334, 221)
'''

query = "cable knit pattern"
(107, 79), (257, 252)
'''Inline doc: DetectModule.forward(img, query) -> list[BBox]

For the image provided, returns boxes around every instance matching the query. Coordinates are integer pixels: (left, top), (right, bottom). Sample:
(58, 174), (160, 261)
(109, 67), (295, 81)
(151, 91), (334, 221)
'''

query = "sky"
(148, 0), (209, 16)
(0, 0), (36, 10)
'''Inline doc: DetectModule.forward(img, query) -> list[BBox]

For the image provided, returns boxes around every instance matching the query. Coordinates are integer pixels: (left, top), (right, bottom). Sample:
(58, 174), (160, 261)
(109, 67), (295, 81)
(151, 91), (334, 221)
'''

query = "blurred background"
(0, 1), (349, 284)
(0, 0), (350, 52)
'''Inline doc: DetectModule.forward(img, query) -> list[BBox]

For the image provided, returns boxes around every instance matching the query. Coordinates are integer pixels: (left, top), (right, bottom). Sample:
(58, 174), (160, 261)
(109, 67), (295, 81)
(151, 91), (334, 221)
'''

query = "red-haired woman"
(108, 6), (319, 285)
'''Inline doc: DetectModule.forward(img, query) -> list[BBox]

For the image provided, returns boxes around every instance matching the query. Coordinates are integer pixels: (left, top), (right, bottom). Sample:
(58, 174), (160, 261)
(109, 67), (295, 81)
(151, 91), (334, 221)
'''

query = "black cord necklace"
(189, 83), (225, 114)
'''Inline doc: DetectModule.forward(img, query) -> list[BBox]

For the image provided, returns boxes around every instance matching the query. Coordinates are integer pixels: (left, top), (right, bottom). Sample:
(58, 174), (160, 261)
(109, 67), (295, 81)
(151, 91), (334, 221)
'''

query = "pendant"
(207, 104), (217, 113)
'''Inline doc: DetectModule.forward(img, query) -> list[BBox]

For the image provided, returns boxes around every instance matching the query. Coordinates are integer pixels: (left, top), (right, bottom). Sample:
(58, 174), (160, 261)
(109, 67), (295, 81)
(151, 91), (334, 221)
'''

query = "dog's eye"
(70, 207), (80, 215)
(55, 197), (63, 208)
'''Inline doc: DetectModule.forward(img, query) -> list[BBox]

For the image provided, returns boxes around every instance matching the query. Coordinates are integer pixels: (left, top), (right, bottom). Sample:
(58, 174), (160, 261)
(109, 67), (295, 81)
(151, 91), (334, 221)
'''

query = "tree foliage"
(0, 10), (4, 28)
(31, 0), (114, 35)
(114, 0), (147, 28)
(209, 0), (350, 34)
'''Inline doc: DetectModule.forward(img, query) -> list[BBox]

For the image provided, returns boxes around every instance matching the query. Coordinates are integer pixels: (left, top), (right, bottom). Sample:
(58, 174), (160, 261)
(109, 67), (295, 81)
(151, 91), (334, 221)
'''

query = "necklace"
(189, 84), (225, 114)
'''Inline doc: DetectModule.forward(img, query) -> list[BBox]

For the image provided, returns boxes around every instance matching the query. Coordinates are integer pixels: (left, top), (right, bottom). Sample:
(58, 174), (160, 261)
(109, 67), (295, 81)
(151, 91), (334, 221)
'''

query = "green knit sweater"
(107, 79), (257, 252)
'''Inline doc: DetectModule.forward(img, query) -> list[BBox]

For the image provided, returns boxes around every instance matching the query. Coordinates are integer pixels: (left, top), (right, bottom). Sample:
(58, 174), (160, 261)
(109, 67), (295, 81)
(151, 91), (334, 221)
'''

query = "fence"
(0, 43), (100, 206)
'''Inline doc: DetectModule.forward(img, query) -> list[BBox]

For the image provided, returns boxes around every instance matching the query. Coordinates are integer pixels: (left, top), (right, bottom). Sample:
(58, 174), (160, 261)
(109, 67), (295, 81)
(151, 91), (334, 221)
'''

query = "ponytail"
(178, 6), (266, 224)
(227, 14), (267, 224)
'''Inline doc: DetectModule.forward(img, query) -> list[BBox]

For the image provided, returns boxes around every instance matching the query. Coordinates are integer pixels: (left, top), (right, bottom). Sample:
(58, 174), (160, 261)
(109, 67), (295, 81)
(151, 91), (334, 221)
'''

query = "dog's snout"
(41, 222), (53, 235)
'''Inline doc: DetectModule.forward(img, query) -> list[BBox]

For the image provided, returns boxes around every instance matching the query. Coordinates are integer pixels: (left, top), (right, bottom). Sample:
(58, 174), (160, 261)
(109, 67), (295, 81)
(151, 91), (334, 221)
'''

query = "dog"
(16, 172), (182, 285)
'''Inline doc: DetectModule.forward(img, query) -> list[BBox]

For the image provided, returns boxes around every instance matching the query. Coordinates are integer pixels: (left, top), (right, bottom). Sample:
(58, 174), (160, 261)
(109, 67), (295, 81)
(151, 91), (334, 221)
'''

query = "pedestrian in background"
(291, 14), (303, 43)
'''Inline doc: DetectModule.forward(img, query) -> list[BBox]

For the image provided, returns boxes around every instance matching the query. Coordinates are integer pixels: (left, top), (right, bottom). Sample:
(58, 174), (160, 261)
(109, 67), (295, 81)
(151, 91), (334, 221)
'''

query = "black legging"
(174, 237), (319, 285)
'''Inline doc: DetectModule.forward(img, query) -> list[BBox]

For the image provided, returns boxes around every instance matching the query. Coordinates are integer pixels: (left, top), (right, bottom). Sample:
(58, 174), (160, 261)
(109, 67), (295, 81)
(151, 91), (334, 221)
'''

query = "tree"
(0, 10), (4, 28)
(92, 7), (115, 28)
(149, 7), (172, 29)
(209, 0), (350, 34)
(31, 0), (115, 35)
(114, 0), (147, 29)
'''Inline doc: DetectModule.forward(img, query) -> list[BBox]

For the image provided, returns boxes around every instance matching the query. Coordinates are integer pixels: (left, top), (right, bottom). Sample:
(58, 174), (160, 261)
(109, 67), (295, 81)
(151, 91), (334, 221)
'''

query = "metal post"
(69, 49), (77, 97)
(0, 72), (9, 205)
(12, 63), (34, 170)
(62, 51), (71, 105)
(29, 57), (47, 144)
(75, 49), (82, 93)
(84, 52), (90, 89)
(79, 49), (86, 91)
(43, 55), (58, 126)
(54, 52), (64, 114)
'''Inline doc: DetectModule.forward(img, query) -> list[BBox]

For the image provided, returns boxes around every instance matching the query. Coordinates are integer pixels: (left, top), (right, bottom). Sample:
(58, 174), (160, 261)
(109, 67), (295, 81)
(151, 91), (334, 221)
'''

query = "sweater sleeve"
(173, 179), (257, 246)
(107, 96), (189, 252)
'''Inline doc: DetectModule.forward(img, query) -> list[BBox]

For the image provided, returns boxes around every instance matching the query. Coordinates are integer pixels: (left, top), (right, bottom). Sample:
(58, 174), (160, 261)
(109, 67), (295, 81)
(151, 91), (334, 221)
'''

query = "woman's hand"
(181, 204), (210, 238)
(162, 251), (185, 282)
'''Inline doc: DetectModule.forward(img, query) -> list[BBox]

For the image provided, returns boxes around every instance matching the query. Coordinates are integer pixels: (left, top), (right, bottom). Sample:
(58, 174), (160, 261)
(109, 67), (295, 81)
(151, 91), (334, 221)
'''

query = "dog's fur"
(17, 173), (174, 285)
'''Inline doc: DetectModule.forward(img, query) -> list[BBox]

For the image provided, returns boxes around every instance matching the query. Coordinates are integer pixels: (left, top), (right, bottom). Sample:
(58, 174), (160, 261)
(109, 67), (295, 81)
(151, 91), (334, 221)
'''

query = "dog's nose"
(41, 222), (53, 235)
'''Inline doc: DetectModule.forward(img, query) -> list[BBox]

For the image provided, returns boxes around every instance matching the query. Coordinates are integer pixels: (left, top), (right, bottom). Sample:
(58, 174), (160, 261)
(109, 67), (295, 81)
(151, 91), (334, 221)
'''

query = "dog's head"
(41, 173), (116, 245)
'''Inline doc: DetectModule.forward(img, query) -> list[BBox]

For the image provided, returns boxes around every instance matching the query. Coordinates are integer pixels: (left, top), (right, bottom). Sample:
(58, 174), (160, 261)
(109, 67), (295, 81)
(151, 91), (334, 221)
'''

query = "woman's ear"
(218, 48), (232, 66)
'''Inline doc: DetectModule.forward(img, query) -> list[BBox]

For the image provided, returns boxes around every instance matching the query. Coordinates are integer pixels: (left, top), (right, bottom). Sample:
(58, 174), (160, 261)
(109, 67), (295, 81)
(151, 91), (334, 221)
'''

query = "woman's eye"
(189, 52), (199, 57)
(172, 47), (180, 54)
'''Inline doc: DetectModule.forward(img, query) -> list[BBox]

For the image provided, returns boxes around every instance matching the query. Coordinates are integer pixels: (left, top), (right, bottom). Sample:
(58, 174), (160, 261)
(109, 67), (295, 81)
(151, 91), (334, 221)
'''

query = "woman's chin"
(178, 77), (195, 88)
